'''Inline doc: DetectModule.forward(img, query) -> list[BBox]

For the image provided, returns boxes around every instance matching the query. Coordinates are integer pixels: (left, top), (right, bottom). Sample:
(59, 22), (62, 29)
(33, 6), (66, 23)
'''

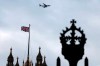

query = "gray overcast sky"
(0, 0), (100, 66)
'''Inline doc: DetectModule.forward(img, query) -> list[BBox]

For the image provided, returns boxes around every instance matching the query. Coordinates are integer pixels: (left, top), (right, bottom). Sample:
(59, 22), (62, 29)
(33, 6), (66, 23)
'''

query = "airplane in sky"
(39, 3), (51, 8)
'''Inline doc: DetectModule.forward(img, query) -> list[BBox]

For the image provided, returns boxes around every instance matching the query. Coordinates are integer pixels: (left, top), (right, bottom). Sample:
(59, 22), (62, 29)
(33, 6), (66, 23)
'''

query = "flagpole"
(27, 24), (30, 60)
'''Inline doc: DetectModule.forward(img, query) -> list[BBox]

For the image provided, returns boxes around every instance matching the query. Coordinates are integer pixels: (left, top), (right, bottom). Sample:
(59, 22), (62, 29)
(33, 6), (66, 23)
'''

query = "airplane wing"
(43, 3), (45, 5)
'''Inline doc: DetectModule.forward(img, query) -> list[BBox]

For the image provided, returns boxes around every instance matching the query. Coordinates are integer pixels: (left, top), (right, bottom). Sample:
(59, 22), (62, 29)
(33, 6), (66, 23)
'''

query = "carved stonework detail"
(60, 19), (87, 66)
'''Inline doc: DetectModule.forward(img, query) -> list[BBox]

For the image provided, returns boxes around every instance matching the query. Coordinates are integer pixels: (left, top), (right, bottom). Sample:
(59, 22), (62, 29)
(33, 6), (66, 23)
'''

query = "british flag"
(21, 26), (29, 32)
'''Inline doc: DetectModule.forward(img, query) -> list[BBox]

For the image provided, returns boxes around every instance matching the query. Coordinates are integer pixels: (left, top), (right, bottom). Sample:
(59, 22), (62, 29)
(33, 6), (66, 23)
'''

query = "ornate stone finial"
(44, 56), (46, 62)
(39, 47), (41, 52)
(17, 57), (18, 61)
(70, 19), (76, 24)
(85, 57), (88, 66)
(15, 57), (19, 66)
(60, 19), (87, 66)
(32, 62), (33, 66)
(23, 60), (24, 64)
(10, 47), (12, 53)
(44, 56), (46, 58)
(42, 56), (47, 66)
(57, 57), (61, 66)
(23, 60), (24, 66)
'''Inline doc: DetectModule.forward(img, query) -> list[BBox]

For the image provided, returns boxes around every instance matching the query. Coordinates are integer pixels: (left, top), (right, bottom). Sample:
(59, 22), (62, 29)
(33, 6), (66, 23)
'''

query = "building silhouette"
(6, 47), (47, 66)
(6, 19), (89, 66)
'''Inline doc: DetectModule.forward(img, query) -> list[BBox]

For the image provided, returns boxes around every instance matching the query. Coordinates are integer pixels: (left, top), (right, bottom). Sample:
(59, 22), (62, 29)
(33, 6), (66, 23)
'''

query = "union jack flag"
(21, 26), (29, 32)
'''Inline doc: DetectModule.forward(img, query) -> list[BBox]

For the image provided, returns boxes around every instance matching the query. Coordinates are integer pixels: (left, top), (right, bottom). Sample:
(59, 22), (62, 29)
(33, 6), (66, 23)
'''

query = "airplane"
(39, 3), (51, 8)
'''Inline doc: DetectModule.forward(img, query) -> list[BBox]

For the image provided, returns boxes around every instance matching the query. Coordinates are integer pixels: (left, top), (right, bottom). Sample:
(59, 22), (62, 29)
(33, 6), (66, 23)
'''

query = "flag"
(21, 26), (29, 32)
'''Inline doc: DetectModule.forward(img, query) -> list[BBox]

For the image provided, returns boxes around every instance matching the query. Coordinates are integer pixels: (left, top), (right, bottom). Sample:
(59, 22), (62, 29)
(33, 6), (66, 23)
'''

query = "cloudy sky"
(0, 0), (100, 66)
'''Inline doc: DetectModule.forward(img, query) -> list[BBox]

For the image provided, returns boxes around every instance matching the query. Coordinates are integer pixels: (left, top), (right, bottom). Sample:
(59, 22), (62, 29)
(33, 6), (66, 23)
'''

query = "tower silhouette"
(6, 47), (48, 66)
(6, 48), (14, 66)
(15, 57), (19, 66)
(42, 56), (47, 66)
(35, 47), (47, 66)
(6, 25), (48, 66)
(35, 47), (43, 66)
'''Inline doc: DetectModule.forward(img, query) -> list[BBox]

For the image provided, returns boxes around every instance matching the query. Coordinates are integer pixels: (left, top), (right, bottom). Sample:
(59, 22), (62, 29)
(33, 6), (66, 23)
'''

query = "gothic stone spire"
(42, 56), (47, 66)
(15, 57), (19, 66)
(7, 48), (14, 66)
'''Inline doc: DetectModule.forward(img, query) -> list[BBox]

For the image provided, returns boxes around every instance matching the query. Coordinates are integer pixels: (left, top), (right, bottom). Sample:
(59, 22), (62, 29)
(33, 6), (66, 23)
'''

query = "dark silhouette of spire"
(32, 62), (33, 66)
(56, 57), (61, 66)
(35, 47), (43, 66)
(23, 60), (24, 66)
(15, 57), (19, 66)
(6, 48), (14, 66)
(85, 57), (88, 66)
(36, 47), (42, 61)
(8, 48), (14, 62)
(10, 48), (12, 54)
(42, 56), (47, 66)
